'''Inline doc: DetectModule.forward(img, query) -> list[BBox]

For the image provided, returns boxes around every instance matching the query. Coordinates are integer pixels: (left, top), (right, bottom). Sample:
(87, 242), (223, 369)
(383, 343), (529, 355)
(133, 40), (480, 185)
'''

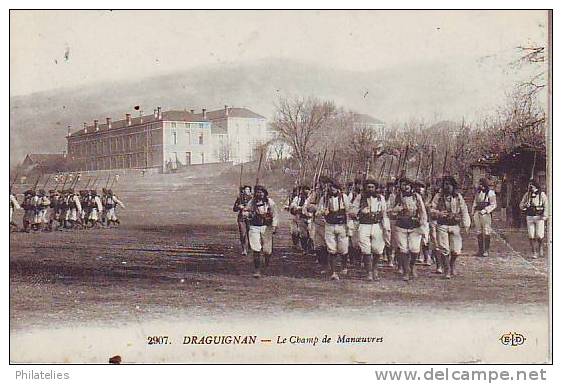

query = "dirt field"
(8, 173), (551, 363)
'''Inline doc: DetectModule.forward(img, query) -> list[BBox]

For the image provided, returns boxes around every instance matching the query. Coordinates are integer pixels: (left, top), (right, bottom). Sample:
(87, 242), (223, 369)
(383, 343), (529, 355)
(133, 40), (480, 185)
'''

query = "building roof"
(22, 153), (68, 172)
(352, 113), (385, 125)
(69, 107), (266, 138)
(199, 107), (266, 121)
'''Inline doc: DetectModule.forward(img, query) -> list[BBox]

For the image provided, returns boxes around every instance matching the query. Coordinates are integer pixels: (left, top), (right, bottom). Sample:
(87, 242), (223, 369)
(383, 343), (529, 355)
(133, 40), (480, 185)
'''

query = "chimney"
(157, 106), (162, 120)
(68, 125), (72, 137)
(202, 108), (207, 119)
(153, 109), (158, 118)
(93, 120), (99, 132)
(190, 109), (195, 114)
(126, 113), (132, 126)
(105, 117), (111, 130)
(224, 105), (229, 116)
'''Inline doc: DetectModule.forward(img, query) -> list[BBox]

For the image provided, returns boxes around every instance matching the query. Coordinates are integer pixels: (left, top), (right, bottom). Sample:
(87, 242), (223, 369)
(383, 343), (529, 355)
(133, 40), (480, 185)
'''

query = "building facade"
(66, 106), (268, 172)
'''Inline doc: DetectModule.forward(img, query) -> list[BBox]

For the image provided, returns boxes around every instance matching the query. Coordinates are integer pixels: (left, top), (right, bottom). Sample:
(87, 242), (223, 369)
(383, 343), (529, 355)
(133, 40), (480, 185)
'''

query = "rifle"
(313, 148), (328, 192)
(239, 163), (244, 189)
(429, 148), (435, 184)
(105, 173), (112, 189)
(32, 174), (42, 191)
(60, 173), (70, 191)
(401, 144), (410, 176)
(71, 173), (81, 190)
(531, 150), (537, 179)
(254, 149), (265, 187)
(442, 146), (449, 177)
(42, 174), (52, 190)
(378, 158), (387, 180)
(109, 174), (119, 189)
(386, 155), (395, 182)
(10, 169), (19, 190)
(84, 176), (92, 189)
(415, 152), (422, 180)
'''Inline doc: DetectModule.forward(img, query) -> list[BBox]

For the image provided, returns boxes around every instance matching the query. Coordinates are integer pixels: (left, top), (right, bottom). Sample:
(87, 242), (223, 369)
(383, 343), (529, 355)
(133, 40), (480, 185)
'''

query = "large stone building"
(66, 106), (268, 172)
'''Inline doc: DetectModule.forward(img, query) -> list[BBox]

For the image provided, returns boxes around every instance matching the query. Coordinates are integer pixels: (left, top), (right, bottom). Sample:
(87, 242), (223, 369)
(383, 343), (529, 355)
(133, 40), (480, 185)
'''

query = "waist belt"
(475, 202), (490, 211)
(437, 217), (459, 226)
(359, 212), (382, 225)
(526, 206), (544, 216)
(397, 216), (420, 229)
(326, 212), (347, 225)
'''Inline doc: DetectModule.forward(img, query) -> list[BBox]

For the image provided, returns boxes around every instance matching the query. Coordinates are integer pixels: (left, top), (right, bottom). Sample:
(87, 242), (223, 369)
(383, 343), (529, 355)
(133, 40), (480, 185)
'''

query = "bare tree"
(270, 96), (336, 178)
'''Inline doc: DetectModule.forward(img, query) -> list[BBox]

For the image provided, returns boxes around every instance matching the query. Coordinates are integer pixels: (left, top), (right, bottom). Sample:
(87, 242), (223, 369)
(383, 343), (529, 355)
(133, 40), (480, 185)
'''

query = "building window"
(185, 152), (191, 165)
(171, 122), (177, 129)
(199, 133), (204, 145)
(185, 130), (191, 144)
(201, 152), (204, 164)
(172, 131), (177, 144)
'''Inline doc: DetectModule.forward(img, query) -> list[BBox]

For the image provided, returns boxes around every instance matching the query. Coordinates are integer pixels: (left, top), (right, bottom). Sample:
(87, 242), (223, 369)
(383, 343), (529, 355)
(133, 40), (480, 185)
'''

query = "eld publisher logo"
(499, 332), (526, 347)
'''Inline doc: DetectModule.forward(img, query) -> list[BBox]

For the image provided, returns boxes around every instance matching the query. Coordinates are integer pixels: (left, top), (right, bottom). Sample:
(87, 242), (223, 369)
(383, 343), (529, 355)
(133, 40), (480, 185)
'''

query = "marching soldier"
(66, 189), (83, 229)
(318, 181), (351, 281)
(246, 185), (278, 278)
(350, 179), (387, 281)
(233, 185), (253, 255)
(290, 185), (313, 253)
(346, 179), (362, 266)
(286, 186), (301, 249)
(519, 179), (548, 259)
(389, 178), (428, 281)
(430, 176), (471, 279)
(303, 177), (331, 275)
(87, 190), (104, 228)
(9, 188), (21, 230)
(104, 189), (125, 227)
(472, 178), (497, 257)
(383, 180), (398, 267)
(414, 181), (433, 266)
(21, 190), (35, 232)
(37, 189), (51, 231)
(48, 190), (61, 231)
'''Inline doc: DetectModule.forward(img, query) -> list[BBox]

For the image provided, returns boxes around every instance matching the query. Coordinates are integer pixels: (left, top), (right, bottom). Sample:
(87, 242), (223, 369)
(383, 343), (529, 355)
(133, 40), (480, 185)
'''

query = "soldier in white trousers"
(318, 182), (351, 281)
(430, 176), (471, 279)
(246, 185), (278, 278)
(519, 180), (548, 259)
(472, 178), (497, 257)
(350, 179), (387, 281)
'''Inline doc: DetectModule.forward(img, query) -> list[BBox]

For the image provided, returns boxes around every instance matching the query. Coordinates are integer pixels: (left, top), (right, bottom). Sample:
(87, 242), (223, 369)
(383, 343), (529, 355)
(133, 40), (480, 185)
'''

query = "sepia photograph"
(8, 9), (551, 364)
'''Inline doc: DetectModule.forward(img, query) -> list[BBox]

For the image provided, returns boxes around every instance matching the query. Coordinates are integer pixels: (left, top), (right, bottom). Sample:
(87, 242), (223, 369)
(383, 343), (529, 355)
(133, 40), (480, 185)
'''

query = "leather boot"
(253, 251), (261, 278)
(450, 253), (458, 276)
(476, 234), (484, 257)
(402, 253), (411, 281)
(483, 235), (490, 257)
(529, 239), (537, 259)
(435, 251), (443, 274)
(329, 253), (339, 280)
(341, 254), (349, 275)
(364, 254), (373, 281)
(387, 246), (395, 267)
(538, 238), (544, 258)
(409, 253), (418, 278)
(443, 253), (451, 279)
(291, 233), (300, 248)
(372, 253), (381, 281)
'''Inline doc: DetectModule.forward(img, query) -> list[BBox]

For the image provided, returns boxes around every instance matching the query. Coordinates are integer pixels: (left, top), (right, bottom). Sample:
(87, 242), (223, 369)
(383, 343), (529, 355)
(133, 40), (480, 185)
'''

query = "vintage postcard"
(9, 9), (551, 364)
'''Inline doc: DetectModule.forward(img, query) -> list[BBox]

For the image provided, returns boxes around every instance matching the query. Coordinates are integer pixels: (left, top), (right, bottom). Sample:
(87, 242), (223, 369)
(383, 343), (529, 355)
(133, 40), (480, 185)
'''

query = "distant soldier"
(318, 181), (351, 281)
(9, 188), (21, 230)
(303, 177), (331, 275)
(430, 176), (471, 279)
(346, 179), (362, 266)
(80, 190), (90, 227)
(233, 185), (253, 255)
(87, 190), (104, 228)
(519, 179), (548, 259)
(246, 185), (278, 278)
(472, 178), (497, 257)
(389, 178), (428, 281)
(383, 180), (398, 267)
(286, 187), (301, 249)
(21, 190), (35, 232)
(290, 185), (313, 253)
(104, 189), (125, 227)
(48, 190), (61, 231)
(66, 189), (83, 229)
(350, 179), (387, 281)
(37, 189), (51, 231)
(414, 181), (433, 265)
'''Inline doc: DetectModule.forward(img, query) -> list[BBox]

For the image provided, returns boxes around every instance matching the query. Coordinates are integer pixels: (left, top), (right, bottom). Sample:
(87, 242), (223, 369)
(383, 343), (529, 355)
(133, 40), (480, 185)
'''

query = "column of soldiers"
(233, 173), (547, 281)
(10, 185), (125, 232)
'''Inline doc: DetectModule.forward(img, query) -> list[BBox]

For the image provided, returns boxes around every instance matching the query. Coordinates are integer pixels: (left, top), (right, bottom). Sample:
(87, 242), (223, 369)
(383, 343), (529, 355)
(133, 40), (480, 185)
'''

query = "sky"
(10, 10), (548, 96)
